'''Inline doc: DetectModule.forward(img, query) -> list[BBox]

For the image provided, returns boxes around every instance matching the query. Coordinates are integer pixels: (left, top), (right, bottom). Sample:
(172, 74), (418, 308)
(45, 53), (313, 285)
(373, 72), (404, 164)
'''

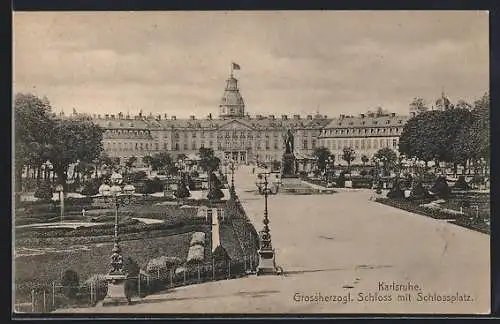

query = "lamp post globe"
(99, 184), (111, 197)
(123, 184), (135, 195)
(110, 172), (123, 185)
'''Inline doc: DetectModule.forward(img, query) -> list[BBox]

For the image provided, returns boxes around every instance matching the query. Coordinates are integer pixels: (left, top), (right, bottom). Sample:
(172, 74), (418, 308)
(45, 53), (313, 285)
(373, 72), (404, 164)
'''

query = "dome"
(435, 91), (451, 110)
(219, 75), (245, 118)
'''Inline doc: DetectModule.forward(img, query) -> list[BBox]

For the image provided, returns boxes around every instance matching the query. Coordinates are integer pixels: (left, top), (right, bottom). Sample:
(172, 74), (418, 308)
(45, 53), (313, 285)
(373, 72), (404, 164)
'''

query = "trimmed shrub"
(429, 176), (451, 199)
(336, 172), (346, 188)
(174, 179), (191, 199)
(387, 179), (405, 199)
(61, 269), (80, 299)
(408, 180), (431, 201)
(34, 182), (53, 200)
(81, 179), (101, 196)
(453, 175), (471, 190)
(207, 173), (224, 201)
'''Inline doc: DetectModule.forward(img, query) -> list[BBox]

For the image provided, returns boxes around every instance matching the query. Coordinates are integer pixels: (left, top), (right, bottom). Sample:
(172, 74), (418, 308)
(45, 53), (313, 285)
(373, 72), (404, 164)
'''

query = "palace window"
(164, 143), (168, 150)
(303, 140), (308, 149)
(361, 139), (365, 149)
(373, 139), (377, 149)
(393, 139), (398, 148)
(175, 143), (179, 150)
(380, 139), (384, 147)
(184, 143), (188, 150)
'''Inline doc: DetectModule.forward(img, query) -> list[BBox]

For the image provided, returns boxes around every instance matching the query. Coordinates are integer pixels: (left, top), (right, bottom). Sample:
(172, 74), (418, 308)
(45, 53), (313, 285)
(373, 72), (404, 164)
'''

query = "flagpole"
(230, 62), (233, 78)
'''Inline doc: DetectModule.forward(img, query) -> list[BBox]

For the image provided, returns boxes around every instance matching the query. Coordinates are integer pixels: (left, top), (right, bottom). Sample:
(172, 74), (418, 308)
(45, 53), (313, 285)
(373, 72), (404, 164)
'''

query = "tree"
(341, 147), (355, 171)
(198, 148), (220, 173)
(374, 148), (398, 175)
(361, 154), (369, 167)
(149, 152), (173, 171)
(454, 99), (473, 111)
(125, 156), (137, 170)
(312, 147), (331, 174)
(409, 97), (428, 113)
(46, 118), (104, 190)
(398, 110), (442, 166)
(142, 155), (153, 169)
(14, 93), (55, 190)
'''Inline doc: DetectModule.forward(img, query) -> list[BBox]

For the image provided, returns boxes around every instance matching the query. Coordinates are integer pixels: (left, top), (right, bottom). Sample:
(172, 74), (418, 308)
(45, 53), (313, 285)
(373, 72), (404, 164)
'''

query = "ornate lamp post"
(101, 172), (135, 306)
(255, 172), (281, 275)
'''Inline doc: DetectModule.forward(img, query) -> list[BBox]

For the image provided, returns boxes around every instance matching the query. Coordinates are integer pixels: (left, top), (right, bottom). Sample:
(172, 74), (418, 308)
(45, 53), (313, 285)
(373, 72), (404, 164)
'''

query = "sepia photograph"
(12, 11), (490, 315)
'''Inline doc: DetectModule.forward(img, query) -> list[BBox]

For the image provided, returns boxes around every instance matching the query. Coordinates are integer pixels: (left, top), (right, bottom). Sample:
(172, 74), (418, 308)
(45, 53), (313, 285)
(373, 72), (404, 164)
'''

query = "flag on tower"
(232, 62), (241, 70)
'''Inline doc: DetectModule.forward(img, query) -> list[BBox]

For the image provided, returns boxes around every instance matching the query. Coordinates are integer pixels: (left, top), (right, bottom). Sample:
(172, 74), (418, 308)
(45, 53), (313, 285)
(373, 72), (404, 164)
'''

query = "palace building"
(89, 72), (330, 168)
(64, 69), (425, 169)
(318, 113), (410, 164)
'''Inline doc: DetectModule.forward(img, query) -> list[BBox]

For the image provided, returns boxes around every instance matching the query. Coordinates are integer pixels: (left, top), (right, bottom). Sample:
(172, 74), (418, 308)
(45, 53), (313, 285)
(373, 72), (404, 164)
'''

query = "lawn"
(14, 232), (197, 303)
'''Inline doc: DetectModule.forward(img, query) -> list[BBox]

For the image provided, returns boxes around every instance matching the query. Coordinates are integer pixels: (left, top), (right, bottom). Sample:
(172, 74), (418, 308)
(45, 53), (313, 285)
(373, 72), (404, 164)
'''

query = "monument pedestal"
(102, 273), (130, 306)
(257, 248), (279, 275)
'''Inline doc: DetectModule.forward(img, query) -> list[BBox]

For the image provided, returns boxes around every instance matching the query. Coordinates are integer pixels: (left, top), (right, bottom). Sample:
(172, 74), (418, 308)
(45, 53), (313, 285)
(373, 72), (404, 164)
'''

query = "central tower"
(219, 63), (246, 119)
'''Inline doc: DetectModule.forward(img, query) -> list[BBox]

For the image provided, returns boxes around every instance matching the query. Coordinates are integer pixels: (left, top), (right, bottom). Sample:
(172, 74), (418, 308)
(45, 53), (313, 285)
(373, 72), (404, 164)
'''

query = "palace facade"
(72, 71), (418, 168)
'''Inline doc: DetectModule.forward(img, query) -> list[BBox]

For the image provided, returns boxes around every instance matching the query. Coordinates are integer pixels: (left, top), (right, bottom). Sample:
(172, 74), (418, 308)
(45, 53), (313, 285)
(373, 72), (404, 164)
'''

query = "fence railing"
(14, 254), (260, 313)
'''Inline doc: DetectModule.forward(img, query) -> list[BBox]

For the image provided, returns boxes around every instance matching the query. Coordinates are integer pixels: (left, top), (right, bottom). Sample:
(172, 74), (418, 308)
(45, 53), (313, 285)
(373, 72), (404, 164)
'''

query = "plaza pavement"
(55, 165), (490, 314)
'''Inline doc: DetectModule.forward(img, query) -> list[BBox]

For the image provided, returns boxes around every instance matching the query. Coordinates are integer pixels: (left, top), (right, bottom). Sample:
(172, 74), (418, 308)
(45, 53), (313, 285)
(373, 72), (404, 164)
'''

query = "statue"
(284, 129), (294, 154)
(281, 129), (297, 177)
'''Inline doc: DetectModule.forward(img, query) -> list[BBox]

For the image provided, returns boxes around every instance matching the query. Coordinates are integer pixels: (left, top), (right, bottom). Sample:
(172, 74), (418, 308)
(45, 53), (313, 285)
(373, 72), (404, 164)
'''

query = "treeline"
(399, 92), (489, 174)
(14, 93), (104, 191)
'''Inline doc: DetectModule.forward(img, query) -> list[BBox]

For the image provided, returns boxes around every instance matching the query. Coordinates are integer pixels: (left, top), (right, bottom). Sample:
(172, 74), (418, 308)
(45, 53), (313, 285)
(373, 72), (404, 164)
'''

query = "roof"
(91, 116), (333, 131)
(324, 115), (410, 129)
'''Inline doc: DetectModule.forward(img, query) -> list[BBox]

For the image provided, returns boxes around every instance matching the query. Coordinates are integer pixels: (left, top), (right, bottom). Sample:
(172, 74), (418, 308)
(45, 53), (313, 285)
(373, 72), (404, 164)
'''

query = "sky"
(13, 11), (489, 118)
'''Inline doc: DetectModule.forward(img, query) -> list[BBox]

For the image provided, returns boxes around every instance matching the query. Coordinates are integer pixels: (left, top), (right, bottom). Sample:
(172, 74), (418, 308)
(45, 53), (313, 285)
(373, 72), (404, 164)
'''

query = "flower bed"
(14, 231), (194, 305)
(376, 197), (489, 234)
